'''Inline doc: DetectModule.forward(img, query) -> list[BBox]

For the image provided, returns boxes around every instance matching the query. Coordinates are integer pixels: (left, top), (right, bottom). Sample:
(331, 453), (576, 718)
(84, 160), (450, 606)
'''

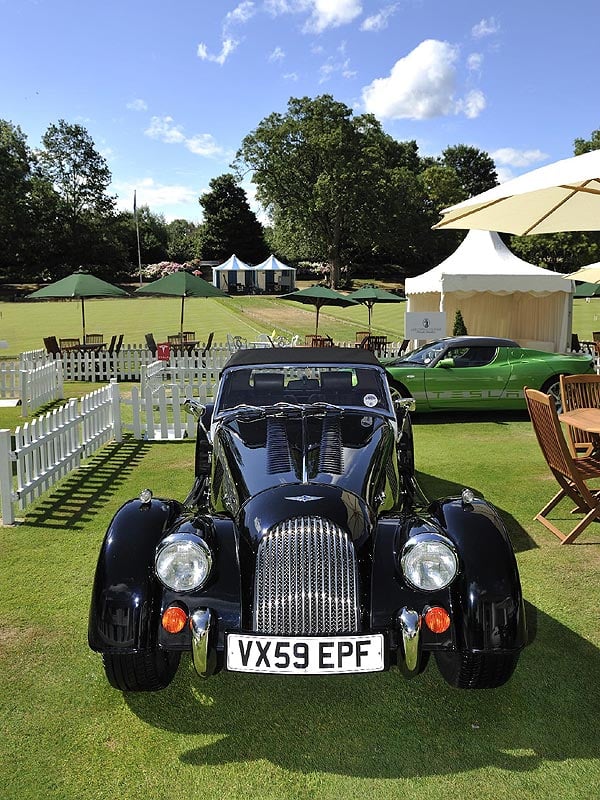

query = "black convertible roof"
(224, 346), (381, 369)
(438, 335), (519, 347)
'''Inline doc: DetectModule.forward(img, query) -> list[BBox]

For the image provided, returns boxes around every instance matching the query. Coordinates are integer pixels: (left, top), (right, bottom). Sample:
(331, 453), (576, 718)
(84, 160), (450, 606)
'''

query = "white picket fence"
(22, 339), (405, 382)
(0, 358), (64, 415)
(0, 381), (121, 525)
(132, 360), (219, 440)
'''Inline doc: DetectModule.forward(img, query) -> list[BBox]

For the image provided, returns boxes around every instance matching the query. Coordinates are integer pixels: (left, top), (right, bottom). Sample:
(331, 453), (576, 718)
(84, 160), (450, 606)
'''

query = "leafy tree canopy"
(197, 173), (268, 263)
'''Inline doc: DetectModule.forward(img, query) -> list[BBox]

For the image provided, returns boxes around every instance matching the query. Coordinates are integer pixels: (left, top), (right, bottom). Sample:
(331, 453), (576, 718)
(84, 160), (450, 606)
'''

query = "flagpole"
(134, 190), (143, 287)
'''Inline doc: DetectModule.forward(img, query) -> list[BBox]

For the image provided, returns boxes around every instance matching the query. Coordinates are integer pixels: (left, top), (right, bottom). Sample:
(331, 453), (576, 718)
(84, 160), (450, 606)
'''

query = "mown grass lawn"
(1, 295), (599, 799)
(1, 411), (599, 800)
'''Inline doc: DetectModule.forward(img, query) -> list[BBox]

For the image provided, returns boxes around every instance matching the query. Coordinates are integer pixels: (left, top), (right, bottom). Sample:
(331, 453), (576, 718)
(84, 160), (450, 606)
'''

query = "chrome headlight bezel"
(401, 532), (459, 592)
(155, 534), (213, 593)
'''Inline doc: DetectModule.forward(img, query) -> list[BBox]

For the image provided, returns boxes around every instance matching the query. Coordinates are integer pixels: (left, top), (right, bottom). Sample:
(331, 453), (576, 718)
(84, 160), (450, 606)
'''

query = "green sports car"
(382, 336), (596, 412)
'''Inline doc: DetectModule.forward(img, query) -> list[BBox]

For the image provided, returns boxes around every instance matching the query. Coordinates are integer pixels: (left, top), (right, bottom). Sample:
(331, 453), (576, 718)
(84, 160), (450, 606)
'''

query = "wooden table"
(167, 340), (199, 354)
(62, 342), (106, 353)
(558, 407), (600, 433)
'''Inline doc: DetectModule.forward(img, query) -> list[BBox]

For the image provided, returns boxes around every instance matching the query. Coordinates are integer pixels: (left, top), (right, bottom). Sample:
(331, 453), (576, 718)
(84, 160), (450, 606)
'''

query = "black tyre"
(388, 378), (411, 400)
(102, 650), (181, 692)
(540, 376), (563, 412)
(434, 650), (519, 689)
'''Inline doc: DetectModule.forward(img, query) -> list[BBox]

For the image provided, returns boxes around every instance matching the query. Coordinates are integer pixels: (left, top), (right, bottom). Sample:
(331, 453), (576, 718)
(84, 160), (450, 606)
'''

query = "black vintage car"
(89, 348), (527, 690)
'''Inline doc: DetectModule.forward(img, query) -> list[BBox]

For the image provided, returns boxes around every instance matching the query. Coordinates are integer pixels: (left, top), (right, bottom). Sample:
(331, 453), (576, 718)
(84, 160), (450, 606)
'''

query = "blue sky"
(2, 0), (599, 223)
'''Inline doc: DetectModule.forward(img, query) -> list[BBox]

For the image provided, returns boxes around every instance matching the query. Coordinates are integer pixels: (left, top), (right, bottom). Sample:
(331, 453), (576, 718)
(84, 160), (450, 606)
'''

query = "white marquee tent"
(405, 230), (572, 352)
(253, 255), (296, 293)
(212, 254), (254, 292)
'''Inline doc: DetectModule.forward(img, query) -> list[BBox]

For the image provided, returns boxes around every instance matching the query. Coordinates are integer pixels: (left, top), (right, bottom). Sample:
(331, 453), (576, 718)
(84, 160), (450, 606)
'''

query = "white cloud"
(361, 3), (399, 32)
(362, 39), (486, 121)
(127, 98), (148, 112)
(491, 147), (548, 167)
(458, 89), (486, 119)
(197, 37), (239, 65)
(467, 52), (483, 72)
(269, 46), (285, 61)
(319, 56), (356, 83)
(226, 1), (256, 25)
(197, 2), (255, 65)
(264, 0), (362, 32)
(283, 71), (299, 80)
(145, 116), (186, 144)
(113, 178), (201, 222)
(145, 116), (224, 158)
(305, 0), (362, 33)
(472, 17), (499, 39)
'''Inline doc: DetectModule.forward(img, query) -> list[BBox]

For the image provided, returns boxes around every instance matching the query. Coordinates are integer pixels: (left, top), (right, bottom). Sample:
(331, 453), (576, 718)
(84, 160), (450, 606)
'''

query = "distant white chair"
(227, 334), (248, 352)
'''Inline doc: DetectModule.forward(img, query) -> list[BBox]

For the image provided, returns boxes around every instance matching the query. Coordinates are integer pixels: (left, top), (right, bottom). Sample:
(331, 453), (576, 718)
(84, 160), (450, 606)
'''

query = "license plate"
(226, 633), (385, 674)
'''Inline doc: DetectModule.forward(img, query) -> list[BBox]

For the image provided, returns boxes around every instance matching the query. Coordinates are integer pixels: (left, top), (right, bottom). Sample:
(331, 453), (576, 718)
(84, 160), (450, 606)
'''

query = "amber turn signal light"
(424, 606), (451, 634)
(162, 605), (188, 634)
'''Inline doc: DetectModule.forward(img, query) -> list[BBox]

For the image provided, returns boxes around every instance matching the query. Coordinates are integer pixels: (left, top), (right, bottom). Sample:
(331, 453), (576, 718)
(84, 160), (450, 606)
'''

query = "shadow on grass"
(416, 470), (537, 554)
(411, 409), (531, 426)
(22, 438), (150, 530)
(123, 606), (598, 778)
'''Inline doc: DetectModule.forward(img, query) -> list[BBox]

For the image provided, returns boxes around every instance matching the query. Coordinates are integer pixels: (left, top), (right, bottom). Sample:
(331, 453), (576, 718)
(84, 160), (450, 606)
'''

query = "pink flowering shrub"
(142, 261), (203, 279)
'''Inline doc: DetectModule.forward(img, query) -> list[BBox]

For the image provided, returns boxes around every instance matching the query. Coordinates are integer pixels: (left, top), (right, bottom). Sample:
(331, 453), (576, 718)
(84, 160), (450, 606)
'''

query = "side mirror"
(183, 398), (206, 419)
(437, 358), (455, 368)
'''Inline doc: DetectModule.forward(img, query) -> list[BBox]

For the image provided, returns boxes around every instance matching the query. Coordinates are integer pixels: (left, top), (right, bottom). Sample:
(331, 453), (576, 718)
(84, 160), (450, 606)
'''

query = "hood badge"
(286, 495), (321, 503)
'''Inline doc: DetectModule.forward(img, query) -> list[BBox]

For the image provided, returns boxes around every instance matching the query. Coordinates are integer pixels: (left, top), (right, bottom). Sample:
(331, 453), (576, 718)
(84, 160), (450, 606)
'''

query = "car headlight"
(155, 535), (212, 592)
(401, 534), (458, 591)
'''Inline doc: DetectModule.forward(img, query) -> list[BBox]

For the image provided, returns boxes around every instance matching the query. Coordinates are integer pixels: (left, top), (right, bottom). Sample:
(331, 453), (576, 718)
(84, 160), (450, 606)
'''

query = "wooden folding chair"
(201, 331), (214, 357)
(525, 387), (600, 543)
(59, 337), (80, 350)
(84, 333), (103, 344)
(43, 336), (61, 357)
(559, 374), (600, 456)
(145, 333), (157, 356)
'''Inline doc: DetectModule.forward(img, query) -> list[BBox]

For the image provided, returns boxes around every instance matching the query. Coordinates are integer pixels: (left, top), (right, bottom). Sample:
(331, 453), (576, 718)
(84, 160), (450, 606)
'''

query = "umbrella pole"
(315, 305), (320, 336)
(180, 296), (185, 338)
(81, 298), (86, 340)
(368, 302), (373, 334)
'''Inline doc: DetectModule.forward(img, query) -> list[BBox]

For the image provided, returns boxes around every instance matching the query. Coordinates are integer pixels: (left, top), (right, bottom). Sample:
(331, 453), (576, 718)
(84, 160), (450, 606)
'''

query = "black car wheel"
(102, 650), (181, 692)
(388, 378), (411, 399)
(540, 376), (563, 412)
(434, 650), (519, 689)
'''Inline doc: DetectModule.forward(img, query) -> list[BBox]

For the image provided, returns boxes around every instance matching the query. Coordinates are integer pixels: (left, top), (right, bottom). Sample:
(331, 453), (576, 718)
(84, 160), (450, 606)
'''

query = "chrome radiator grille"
(253, 516), (360, 635)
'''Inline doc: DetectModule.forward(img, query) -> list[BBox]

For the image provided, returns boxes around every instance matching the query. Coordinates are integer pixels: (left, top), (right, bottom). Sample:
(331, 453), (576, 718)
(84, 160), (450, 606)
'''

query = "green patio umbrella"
(347, 285), (406, 333)
(27, 270), (129, 339)
(135, 270), (228, 337)
(279, 286), (358, 336)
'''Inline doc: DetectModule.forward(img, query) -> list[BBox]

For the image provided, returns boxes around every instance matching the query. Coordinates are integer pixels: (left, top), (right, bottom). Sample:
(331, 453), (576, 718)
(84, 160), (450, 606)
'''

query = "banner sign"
(405, 312), (447, 339)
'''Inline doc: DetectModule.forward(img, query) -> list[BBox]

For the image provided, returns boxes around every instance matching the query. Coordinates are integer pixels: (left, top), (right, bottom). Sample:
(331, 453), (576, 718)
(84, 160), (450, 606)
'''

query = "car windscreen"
(392, 340), (448, 366)
(216, 366), (392, 413)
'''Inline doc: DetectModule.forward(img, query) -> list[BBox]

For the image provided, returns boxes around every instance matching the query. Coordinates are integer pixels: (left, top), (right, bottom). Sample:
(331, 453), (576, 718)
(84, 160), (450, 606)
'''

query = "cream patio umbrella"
(565, 262), (600, 283)
(433, 149), (600, 236)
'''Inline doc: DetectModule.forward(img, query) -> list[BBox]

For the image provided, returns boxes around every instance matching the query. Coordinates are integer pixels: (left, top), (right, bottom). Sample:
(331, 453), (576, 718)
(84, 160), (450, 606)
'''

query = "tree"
(574, 129), (600, 155)
(452, 309), (468, 336)
(37, 120), (115, 266)
(0, 120), (34, 275)
(509, 231), (599, 273)
(167, 219), (199, 263)
(197, 173), (268, 263)
(441, 144), (498, 199)
(235, 95), (417, 287)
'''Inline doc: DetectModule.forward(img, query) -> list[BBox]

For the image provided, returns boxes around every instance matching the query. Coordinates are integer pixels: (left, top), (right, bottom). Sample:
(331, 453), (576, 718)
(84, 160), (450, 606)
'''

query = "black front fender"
(430, 496), (528, 652)
(88, 497), (183, 653)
